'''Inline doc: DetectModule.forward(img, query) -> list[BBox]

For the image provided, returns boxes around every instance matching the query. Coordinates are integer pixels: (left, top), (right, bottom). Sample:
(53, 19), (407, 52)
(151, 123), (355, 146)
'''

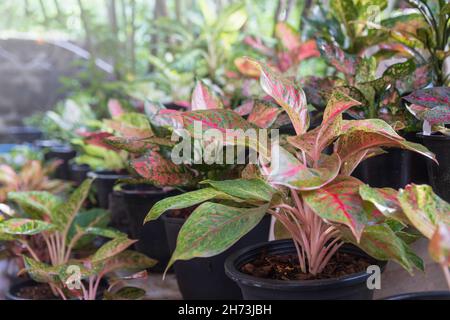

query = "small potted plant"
(403, 87), (450, 202)
(106, 80), (271, 297)
(0, 159), (69, 203)
(146, 59), (436, 300)
(0, 179), (154, 299)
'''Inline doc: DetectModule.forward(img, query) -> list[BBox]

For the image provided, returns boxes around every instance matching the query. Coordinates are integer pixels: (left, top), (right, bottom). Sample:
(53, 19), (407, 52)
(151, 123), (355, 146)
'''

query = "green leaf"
(91, 237), (137, 263)
(398, 184), (450, 239)
(84, 227), (127, 239)
(341, 223), (423, 273)
(101, 250), (157, 273)
(53, 179), (93, 230)
(7, 191), (62, 220)
(0, 218), (54, 235)
(22, 255), (60, 283)
(200, 179), (275, 202)
(66, 208), (110, 249)
(145, 187), (240, 222)
(103, 287), (146, 300)
(166, 202), (268, 270)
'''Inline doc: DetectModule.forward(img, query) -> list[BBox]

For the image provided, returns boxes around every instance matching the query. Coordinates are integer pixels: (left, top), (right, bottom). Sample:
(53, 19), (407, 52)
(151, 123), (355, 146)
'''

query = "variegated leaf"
(245, 58), (309, 135)
(200, 179), (275, 202)
(247, 100), (282, 128)
(191, 80), (223, 110)
(166, 202), (268, 270)
(0, 218), (54, 235)
(131, 150), (194, 187)
(7, 191), (62, 220)
(145, 188), (241, 222)
(398, 184), (450, 239)
(302, 176), (370, 241)
(268, 146), (341, 191)
(340, 224), (423, 273)
(429, 224), (450, 266)
(91, 237), (137, 263)
(359, 185), (408, 224)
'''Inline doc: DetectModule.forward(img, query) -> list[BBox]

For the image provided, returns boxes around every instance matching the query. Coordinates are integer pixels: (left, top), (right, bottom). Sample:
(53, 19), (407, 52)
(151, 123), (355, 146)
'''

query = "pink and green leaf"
(359, 185), (408, 224)
(269, 146), (341, 191)
(302, 176), (370, 241)
(245, 58), (309, 135)
(191, 80), (224, 111)
(247, 100), (282, 128)
(131, 150), (195, 187)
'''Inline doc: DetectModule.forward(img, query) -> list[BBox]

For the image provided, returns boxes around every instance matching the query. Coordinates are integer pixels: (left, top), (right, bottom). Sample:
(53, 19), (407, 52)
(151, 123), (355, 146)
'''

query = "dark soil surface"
(240, 251), (371, 281)
(15, 283), (59, 300)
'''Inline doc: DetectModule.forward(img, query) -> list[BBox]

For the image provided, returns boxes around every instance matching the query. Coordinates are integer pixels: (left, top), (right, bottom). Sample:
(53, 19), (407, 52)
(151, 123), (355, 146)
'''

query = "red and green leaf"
(131, 150), (195, 187)
(317, 39), (358, 77)
(246, 58), (309, 135)
(247, 100), (282, 128)
(403, 87), (450, 109)
(302, 176), (370, 241)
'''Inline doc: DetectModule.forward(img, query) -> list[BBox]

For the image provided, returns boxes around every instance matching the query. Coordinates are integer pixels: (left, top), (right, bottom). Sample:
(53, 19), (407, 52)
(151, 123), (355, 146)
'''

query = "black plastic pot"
(163, 214), (271, 300)
(352, 131), (429, 188)
(417, 133), (450, 202)
(6, 279), (105, 300)
(384, 291), (450, 300)
(352, 148), (412, 189)
(70, 163), (91, 186)
(0, 126), (42, 144)
(87, 170), (129, 209)
(118, 184), (179, 273)
(43, 145), (77, 180)
(108, 189), (130, 235)
(225, 239), (386, 300)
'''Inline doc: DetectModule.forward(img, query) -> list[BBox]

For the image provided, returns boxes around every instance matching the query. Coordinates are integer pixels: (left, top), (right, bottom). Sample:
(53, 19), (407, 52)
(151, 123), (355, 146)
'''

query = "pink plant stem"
(80, 282), (89, 300)
(441, 264), (450, 290)
(55, 286), (67, 300)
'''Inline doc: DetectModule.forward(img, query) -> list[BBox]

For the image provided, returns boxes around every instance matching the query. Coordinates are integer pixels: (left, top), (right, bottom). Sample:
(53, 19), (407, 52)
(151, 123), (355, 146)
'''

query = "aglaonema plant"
(403, 87), (450, 135)
(0, 160), (69, 203)
(0, 179), (155, 299)
(144, 58), (437, 277)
